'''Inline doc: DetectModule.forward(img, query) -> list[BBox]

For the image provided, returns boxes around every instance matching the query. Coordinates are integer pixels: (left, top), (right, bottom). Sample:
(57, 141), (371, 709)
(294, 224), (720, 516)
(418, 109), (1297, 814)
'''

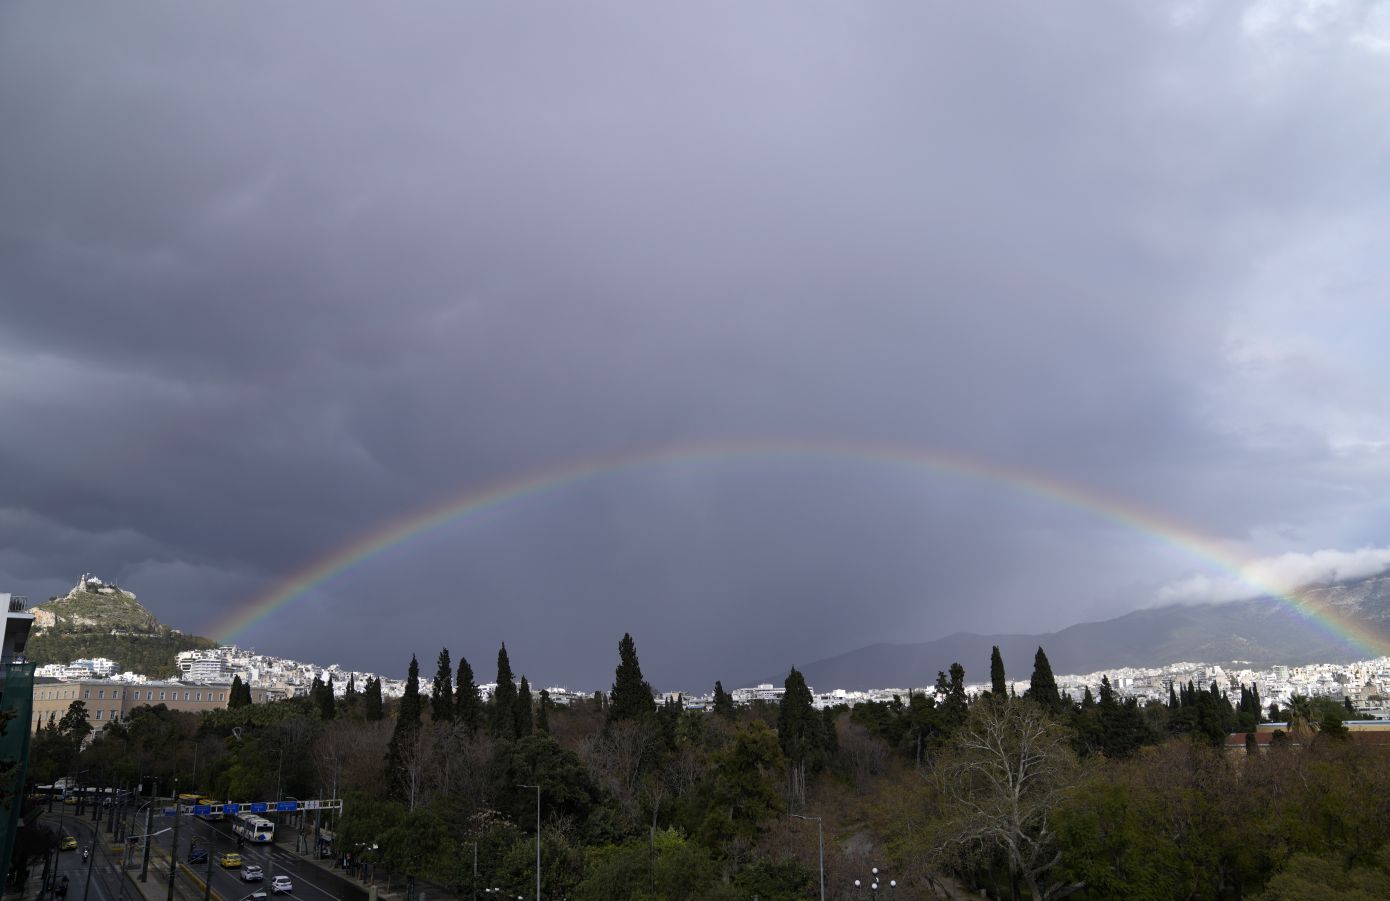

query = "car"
(242, 865), (264, 882)
(271, 875), (293, 894)
(60, 836), (77, 851)
(217, 852), (243, 868)
(189, 845), (208, 864)
(63, 797), (78, 806)
(247, 891), (268, 900)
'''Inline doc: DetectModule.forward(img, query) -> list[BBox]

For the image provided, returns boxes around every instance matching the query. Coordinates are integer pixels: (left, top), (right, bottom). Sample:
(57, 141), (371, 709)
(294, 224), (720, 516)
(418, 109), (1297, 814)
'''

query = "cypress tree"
(321, 675), (337, 720)
(515, 676), (534, 737)
(490, 644), (518, 738)
(385, 656), (423, 798)
(456, 656), (482, 734)
(399, 656), (422, 727)
(1168, 682), (1179, 710)
(777, 667), (823, 806)
(1081, 686), (1096, 709)
(345, 674), (359, 705)
(608, 633), (656, 722)
(989, 646), (1007, 696)
(364, 677), (384, 721)
(536, 689), (550, 734)
(229, 675), (250, 709)
(431, 648), (454, 722)
(310, 676), (326, 713)
(935, 663), (968, 731)
(1025, 646), (1064, 714)
(713, 680), (735, 718)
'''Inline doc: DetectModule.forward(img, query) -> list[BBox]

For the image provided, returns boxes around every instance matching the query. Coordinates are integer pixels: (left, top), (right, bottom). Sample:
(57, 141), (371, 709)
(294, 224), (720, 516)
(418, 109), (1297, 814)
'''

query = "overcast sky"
(3, 1), (1389, 690)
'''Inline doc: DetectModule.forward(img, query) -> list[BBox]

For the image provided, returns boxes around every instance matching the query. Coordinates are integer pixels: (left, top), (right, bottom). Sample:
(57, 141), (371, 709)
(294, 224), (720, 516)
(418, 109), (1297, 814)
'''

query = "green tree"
(937, 662), (969, 733)
(991, 645), (1008, 696)
(515, 675), (534, 737)
(322, 675), (337, 720)
(456, 656), (482, 734)
(777, 667), (823, 807)
(700, 721), (786, 852)
(431, 647), (454, 722)
(228, 675), (251, 709)
(713, 680), (735, 718)
(609, 633), (655, 722)
(386, 655), (423, 800)
(491, 644), (518, 739)
(536, 689), (551, 734)
(364, 677), (384, 721)
(58, 699), (92, 743)
(1025, 646), (1066, 714)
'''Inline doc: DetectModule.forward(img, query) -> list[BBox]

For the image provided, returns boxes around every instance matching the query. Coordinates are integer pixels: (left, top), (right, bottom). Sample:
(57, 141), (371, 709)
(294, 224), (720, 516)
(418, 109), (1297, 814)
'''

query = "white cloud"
(1157, 546), (1390, 603)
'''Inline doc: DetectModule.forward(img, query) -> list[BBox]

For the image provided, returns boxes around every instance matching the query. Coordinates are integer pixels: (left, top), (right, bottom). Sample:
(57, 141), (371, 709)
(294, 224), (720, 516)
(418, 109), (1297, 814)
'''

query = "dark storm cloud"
(3, 1), (1389, 687)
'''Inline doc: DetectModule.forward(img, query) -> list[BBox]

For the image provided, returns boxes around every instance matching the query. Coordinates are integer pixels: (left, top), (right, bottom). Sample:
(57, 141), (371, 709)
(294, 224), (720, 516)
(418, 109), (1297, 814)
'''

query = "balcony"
(8, 595), (27, 613)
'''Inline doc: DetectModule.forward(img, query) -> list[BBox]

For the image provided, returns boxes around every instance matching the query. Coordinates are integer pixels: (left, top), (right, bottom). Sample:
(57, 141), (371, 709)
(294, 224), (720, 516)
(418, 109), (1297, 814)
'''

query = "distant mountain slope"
(26, 574), (215, 678)
(784, 573), (1390, 691)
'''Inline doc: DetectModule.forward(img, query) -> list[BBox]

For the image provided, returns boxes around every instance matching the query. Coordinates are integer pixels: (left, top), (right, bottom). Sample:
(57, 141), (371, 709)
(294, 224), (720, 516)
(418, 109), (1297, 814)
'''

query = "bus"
(232, 812), (275, 843)
(196, 797), (224, 821)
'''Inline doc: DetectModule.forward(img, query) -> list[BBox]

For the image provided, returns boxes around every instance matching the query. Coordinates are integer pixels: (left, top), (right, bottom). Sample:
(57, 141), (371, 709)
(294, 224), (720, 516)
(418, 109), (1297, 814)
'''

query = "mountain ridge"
(775, 572), (1390, 691)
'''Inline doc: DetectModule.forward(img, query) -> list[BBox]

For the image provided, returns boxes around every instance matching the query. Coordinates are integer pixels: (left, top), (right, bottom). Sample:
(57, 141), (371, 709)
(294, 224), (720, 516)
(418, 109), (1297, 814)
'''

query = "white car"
(271, 875), (293, 894)
(242, 865), (264, 882)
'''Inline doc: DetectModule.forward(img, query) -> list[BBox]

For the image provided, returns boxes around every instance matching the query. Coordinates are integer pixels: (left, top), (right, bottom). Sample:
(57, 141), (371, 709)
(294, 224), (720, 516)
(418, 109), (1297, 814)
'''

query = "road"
(41, 806), (368, 901)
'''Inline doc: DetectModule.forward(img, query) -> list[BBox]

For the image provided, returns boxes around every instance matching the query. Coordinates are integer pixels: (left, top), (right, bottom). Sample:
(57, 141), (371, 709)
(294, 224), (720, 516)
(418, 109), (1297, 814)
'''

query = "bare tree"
(926, 698), (1084, 901)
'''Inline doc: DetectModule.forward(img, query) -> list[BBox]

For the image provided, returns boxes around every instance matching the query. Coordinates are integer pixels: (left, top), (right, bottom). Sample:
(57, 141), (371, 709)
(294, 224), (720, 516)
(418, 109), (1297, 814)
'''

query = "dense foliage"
(19, 636), (1388, 900)
(24, 630), (216, 679)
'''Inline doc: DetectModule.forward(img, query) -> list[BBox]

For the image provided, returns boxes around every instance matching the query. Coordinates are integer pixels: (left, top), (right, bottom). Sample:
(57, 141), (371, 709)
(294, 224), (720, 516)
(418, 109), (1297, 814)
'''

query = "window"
(159, 691), (166, 701)
(184, 692), (190, 701)
(219, 692), (225, 701)
(98, 689), (105, 699)
(84, 690), (90, 699)
(95, 709), (102, 720)
(196, 692), (201, 701)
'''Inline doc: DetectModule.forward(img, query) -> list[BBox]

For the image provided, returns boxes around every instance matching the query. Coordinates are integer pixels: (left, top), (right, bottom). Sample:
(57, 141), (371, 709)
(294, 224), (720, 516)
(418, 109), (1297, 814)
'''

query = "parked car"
(242, 864), (264, 882)
(271, 875), (293, 894)
(217, 851), (242, 868)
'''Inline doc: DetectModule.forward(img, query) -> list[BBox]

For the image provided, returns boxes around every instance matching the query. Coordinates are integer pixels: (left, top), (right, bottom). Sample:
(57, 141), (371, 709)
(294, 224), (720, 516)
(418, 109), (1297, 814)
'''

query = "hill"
(782, 572), (1390, 691)
(25, 574), (216, 678)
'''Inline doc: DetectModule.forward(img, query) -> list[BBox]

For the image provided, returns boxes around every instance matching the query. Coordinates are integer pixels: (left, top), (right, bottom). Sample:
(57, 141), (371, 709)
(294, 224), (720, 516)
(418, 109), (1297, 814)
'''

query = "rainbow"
(210, 439), (1390, 656)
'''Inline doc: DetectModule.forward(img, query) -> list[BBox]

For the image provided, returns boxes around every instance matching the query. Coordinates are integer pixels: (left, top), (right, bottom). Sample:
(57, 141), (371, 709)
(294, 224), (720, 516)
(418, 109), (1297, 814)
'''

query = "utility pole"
(140, 805), (154, 882)
(518, 785), (540, 900)
(166, 778), (181, 901)
(203, 822), (215, 901)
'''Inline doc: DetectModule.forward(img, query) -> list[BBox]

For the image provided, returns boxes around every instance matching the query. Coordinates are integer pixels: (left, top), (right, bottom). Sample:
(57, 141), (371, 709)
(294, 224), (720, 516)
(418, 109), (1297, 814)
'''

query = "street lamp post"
(517, 785), (541, 900)
(790, 814), (824, 901)
(853, 866), (896, 896)
(118, 827), (170, 901)
(166, 777), (182, 901)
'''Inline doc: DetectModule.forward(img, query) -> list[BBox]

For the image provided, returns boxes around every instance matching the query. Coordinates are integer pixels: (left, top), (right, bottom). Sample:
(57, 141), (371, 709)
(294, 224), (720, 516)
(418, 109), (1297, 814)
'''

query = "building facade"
(29, 678), (280, 731)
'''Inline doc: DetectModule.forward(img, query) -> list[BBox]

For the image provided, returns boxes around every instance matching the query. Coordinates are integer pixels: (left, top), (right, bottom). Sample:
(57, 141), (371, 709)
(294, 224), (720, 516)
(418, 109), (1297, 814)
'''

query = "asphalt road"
(41, 806), (367, 901)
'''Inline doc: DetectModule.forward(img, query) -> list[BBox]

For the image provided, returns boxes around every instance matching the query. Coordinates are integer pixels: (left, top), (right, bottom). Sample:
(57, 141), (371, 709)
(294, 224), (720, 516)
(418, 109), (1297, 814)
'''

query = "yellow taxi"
(218, 852), (243, 868)
(60, 836), (78, 851)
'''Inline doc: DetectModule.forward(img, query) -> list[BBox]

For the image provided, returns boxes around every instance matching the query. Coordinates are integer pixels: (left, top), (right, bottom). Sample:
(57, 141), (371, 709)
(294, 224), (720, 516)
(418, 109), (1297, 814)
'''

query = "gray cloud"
(3, 1), (1389, 688)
